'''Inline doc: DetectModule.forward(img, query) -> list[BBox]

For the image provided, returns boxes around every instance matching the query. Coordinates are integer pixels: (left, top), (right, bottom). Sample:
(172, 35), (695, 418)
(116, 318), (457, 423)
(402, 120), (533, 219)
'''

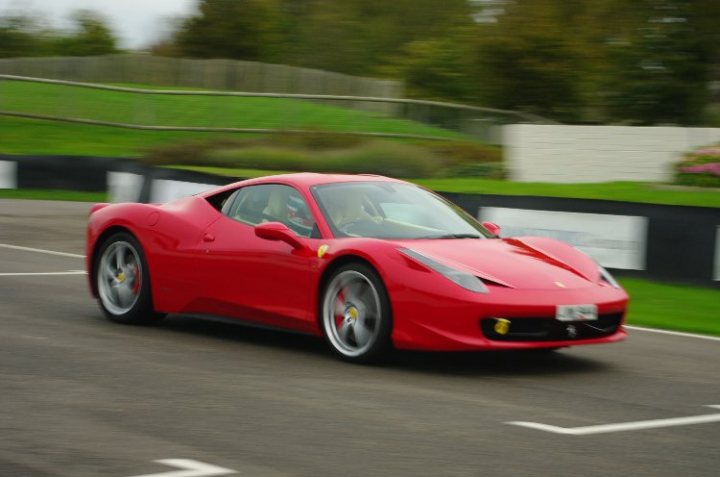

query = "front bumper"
(389, 284), (628, 351)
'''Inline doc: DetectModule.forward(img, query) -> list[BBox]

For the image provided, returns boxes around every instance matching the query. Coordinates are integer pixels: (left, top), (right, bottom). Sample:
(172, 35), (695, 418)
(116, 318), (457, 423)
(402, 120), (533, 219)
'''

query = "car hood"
(394, 236), (600, 290)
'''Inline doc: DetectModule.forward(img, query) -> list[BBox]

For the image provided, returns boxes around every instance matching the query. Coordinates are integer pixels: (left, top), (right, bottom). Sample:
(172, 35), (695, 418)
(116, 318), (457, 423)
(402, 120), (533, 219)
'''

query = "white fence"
(0, 54), (402, 98)
(505, 124), (720, 183)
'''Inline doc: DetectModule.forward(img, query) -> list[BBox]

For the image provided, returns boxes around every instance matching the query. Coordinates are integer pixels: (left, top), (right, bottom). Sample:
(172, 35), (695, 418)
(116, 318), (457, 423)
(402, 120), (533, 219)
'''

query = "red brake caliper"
(334, 290), (346, 330)
(131, 263), (141, 293)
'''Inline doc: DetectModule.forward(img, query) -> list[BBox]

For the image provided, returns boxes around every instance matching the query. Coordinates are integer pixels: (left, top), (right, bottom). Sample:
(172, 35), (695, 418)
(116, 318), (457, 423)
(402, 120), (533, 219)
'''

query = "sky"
(0, 0), (198, 49)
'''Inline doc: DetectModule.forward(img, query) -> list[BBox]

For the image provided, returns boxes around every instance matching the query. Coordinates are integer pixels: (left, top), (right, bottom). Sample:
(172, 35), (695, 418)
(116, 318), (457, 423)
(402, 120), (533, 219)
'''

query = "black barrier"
(1, 154), (131, 192)
(1, 154), (718, 285)
(0, 154), (236, 200)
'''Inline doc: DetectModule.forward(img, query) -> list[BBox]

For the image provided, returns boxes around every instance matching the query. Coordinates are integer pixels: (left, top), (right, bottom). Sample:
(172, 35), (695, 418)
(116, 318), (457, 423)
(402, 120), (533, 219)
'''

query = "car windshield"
(312, 181), (493, 239)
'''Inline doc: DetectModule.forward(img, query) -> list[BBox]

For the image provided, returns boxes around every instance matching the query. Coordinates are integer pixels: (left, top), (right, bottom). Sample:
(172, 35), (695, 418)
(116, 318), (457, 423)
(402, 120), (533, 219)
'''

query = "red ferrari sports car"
(86, 173), (628, 362)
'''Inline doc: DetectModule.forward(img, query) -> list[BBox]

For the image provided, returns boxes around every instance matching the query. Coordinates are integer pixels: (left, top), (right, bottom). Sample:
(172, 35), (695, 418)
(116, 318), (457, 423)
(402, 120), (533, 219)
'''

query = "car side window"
(224, 184), (318, 238)
(220, 189), (241, 215)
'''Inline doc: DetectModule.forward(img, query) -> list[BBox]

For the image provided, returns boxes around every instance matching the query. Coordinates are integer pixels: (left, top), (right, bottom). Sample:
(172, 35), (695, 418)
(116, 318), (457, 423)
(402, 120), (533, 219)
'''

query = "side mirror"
(255, 222), (304, 249)
(482, 221), (501, 236)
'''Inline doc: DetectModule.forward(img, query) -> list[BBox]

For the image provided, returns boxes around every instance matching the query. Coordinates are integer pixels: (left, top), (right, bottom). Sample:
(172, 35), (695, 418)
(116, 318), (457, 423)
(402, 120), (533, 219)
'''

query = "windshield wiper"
(422, 233), (482, 239)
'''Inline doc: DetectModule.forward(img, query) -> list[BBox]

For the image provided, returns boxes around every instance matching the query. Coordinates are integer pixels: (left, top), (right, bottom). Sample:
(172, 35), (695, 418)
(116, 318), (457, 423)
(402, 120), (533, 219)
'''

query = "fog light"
(494, 318), (511, 335)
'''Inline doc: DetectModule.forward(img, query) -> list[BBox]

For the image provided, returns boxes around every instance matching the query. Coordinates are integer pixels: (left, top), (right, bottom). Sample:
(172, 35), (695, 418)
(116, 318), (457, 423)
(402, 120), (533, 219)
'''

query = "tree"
(382, 27), (478, 103)
(599, 0), (717, 124)
(465, 0), (718, 125)
(291, 0), (473, 75)
(0, 15), (45, 57)
(176, 0), (287, 61)
(172, 0), (473, 75)
(472, 0), (589, 122)
(0, 10), (118, 58)
(52, 10), (118, 56)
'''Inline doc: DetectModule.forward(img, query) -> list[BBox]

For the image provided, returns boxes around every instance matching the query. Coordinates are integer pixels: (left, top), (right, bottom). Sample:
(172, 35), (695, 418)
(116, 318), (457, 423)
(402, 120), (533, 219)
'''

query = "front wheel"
(95, 232), (164, 325)
(321, 263), (392, 363)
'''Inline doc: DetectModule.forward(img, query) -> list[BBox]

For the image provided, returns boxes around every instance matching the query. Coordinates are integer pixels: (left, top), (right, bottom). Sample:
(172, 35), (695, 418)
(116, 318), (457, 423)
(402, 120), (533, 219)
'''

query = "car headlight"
(399, 248), (488, 293)
(599, 265), (620, 288)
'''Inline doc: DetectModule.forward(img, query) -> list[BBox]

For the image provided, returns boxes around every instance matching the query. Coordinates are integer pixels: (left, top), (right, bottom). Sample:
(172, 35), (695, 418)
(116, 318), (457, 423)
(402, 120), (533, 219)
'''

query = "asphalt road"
(1, 199), (718, 477)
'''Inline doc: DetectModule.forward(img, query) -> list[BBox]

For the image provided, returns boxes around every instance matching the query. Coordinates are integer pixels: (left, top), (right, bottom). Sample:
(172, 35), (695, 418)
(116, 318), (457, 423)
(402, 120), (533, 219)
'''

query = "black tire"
(94, 232), (164, 325)
(320, 262), (393, 364)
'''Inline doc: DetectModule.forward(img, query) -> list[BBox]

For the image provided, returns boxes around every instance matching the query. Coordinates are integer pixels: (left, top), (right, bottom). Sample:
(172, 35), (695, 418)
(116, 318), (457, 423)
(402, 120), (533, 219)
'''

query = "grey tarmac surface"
(0, 198), (718, 477)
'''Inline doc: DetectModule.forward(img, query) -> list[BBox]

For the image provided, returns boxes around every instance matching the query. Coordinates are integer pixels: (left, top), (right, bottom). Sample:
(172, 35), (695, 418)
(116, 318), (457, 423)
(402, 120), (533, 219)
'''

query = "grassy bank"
(0, 188), (107, 202)
(621, 278), (719, 336)
(0, 79), (468, 147)
(0, 116), (247, 156)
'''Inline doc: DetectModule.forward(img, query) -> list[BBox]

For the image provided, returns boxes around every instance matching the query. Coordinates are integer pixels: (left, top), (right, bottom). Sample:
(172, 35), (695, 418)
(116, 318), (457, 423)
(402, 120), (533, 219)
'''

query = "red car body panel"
(87, 173), (629, 351)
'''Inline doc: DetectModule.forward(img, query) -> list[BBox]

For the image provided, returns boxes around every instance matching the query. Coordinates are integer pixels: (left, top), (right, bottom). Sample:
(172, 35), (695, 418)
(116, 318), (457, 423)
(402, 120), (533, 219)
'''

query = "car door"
(198, 184), (321, 332)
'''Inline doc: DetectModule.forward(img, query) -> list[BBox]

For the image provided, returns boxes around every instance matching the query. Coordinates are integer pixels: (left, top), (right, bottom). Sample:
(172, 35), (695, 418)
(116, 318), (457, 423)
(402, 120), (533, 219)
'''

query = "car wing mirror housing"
(482, 221), (501, 237)
(255, 222), (305, 249)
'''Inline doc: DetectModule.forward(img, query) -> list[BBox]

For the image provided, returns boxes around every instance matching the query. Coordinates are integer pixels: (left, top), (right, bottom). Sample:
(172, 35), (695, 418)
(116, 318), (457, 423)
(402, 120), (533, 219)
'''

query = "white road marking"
(508, 405), (720, 436)
(0, 243), (85, 258)
(127, 459), (237, 477)
(625, 325), (720, 343)
(0, 270), (86, 276)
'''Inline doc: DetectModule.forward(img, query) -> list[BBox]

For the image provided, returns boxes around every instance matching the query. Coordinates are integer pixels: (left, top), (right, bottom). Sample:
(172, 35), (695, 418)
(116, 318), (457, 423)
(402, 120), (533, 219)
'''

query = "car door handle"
(203, 233), (215, 243)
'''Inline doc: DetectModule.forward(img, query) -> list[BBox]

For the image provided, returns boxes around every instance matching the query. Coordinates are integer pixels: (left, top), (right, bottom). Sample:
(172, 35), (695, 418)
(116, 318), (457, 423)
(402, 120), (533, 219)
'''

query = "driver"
(326, 189), (380, 229)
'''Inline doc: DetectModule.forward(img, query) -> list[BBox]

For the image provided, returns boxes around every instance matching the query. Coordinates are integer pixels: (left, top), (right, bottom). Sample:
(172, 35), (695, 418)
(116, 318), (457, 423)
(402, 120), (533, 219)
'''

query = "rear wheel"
(95, 232), (163, 325)
(321, 263), (392, 363)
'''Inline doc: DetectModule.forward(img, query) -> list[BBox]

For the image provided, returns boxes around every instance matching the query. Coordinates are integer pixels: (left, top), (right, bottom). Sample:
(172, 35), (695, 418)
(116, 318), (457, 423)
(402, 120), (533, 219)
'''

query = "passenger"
(263, 188), (290, 223)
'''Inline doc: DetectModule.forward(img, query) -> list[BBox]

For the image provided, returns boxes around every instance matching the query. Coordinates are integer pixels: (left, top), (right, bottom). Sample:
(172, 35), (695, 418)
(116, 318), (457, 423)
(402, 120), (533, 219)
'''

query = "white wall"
(0, 161), (17, 189)
(149, 179), (217, 204)
(505, 124), (720, 183)
(108, 172), (144, 203)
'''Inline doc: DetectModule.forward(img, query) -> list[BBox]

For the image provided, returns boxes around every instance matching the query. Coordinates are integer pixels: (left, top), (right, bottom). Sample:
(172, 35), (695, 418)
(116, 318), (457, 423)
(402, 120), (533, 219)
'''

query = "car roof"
(201, 172), (406, 197)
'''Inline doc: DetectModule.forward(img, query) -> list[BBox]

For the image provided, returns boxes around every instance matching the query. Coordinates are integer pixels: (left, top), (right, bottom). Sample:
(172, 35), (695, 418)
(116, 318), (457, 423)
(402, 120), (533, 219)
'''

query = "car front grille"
(480, 313), (623, 342)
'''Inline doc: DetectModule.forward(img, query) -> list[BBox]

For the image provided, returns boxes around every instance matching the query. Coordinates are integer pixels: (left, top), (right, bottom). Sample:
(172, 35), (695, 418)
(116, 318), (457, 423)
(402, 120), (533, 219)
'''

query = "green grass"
(415, 178), (720, 208)
(167, 165), (720, 208)
(0, 80), (467, 143)
(621, 277), (720, 336)
(0, 117), (249, 156)
(0, 188), (107, 202)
